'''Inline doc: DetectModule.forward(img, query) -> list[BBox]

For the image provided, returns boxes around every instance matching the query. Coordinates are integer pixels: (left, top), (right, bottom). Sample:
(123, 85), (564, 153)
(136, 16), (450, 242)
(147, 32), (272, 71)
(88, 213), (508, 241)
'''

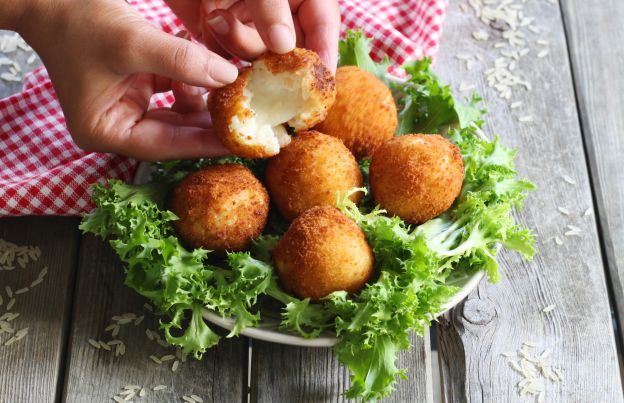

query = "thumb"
(125, 26), (239, 87)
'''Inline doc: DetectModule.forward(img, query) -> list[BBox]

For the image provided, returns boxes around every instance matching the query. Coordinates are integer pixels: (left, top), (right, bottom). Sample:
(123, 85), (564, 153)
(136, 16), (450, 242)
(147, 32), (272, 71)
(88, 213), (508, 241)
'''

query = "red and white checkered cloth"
(0, 0), (447, 216)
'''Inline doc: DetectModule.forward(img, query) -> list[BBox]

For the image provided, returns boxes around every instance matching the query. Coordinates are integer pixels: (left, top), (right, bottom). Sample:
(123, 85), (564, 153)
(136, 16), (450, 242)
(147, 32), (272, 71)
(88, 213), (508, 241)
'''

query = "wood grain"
(560, 0), (624, 348)
(62, 234), (248, 403)
(250, 332), (432, 402)
(435, 1), (623, 402)
(0, 217), (80, 403)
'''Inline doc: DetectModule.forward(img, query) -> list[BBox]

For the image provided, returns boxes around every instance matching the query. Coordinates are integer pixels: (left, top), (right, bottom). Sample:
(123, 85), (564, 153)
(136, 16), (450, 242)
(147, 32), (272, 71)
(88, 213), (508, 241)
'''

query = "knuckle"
(172, 41), (196, 73)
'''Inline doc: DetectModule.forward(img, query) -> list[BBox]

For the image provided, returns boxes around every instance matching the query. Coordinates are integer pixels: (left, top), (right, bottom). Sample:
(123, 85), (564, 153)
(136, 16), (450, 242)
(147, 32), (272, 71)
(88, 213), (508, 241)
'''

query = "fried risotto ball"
(370, 134), (464, 224)
(273, 206), (374, 301)
(169, 164), (269, 253)
(314, 66), (397, 159)
(208, 48), (336, 158)
(265, 130), (363, 221)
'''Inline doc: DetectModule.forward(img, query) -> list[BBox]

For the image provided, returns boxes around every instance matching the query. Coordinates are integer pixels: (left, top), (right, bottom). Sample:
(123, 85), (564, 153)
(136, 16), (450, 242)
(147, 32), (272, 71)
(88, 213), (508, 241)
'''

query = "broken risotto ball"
(314, 66), (397, 159)
(169, 164), (269, 253)
(208, 48), (336, 158)
(370, 134), (464, 224)
(265, 130), (363, 221)
(273, 206), (374, 302)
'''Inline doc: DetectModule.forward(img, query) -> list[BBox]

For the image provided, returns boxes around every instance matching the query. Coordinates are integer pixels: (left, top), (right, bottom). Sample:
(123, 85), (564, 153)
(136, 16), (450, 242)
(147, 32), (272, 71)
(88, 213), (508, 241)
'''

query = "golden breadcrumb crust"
(273, 206), (374, 301)
(265, 130), (363, 221)
(370, 134), (464, 224)
(169, 164), (269, 253)
(314, 66), (397, 159)
(208, 48), (336, 158)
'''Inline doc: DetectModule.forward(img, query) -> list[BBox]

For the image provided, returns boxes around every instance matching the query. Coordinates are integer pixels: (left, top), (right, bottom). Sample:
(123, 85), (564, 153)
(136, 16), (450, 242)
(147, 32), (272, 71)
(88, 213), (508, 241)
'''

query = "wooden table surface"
(2, 1), (624, 402)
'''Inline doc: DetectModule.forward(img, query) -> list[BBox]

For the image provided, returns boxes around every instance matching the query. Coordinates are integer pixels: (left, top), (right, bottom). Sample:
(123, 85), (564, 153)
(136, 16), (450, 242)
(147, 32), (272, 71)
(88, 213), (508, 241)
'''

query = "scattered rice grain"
(172, 360), (180, 372)
(145, 329), (154, 341)
(149, 355), (162, 364)
(583, 208), (592, 217)
(191, 395), (203, 402)
(542, 304), (556, 313)
(562, 175), (576, 185)
(153, 385), (167, 391)
(6, 298), (15, 311)
(518, 115), (533, 123)
(5, 286), (13, 298)
(160, 354), (175, 362)
(557, 207), (570, 215)
(182, 396), (194, 403)
(14, 287), (28, 295)
(88, 338), (101, 349)
(143, 303), (153, 312)
(537, 49), (549, 58)
(134, 315), (144, 326)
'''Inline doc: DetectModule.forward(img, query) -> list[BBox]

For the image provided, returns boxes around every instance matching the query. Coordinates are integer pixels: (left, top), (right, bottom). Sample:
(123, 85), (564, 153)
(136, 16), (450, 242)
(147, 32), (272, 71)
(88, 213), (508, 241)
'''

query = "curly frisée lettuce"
(80, 31), (535, 401)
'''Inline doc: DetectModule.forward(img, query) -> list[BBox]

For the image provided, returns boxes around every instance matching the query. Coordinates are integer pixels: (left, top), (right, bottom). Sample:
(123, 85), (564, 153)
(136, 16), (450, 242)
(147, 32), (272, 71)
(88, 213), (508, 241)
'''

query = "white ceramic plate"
(133, 162), (486, 347)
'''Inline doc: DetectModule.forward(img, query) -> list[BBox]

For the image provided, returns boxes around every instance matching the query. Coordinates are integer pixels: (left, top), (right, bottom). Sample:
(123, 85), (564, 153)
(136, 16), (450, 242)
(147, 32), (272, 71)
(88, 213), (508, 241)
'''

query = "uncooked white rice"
(139, 388), (146, 397)
(6, 298), (15, 311)
(172, 360), (180, 372)
(5, 286), (13, 298)
(146, 329), (154, 341)
(14, 287), (28, 295)
(191, 395), (203, 402)
(583, 208), (592, 217)
(134, 315), (144, 326)
(562, 175), (576, 185)
(160, 354), (175, 362)
(143, 303), (153, 312)
(88, 338), (101, 349)
(557, 207), (570, 215)
(99, 341), (112, 351)
(518, 115), (533, 123)
(182, 396), (195, 403)
(149, 355), (162, 365)
(542, 305), (556, 313)
(153, 385), (167, 391)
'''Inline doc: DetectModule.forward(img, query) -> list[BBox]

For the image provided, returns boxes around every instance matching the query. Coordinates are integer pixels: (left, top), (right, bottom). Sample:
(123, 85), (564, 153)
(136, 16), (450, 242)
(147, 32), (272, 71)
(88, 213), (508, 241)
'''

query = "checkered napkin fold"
(0, 0), (447, 216)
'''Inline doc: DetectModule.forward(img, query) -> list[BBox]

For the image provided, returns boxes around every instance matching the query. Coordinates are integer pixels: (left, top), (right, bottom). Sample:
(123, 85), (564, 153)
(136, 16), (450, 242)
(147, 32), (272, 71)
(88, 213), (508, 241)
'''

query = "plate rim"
(132, 162), (486, 348)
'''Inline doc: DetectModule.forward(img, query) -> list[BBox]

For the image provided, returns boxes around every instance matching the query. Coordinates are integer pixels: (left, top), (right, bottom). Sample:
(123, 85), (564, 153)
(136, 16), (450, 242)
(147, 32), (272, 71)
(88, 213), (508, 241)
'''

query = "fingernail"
(212, 60), (238, 85)
(207, 15), (229, 35)
(268, 24), (296, 54)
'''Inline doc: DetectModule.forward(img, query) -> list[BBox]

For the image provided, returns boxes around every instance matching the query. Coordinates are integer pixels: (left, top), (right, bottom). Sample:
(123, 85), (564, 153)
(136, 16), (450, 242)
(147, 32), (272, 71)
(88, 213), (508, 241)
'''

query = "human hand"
(15, 0), (239, 161)
(165, 0), (341, 72)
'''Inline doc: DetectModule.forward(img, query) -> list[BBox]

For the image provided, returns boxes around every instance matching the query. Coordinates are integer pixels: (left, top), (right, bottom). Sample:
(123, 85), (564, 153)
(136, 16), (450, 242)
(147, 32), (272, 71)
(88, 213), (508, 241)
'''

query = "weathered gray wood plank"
(435, 1), (623, 402)
(0, 217), (80, 403)
(251, 332), (432, 402)
(560, 0), (624, 349)
(63, 234), (247, 403)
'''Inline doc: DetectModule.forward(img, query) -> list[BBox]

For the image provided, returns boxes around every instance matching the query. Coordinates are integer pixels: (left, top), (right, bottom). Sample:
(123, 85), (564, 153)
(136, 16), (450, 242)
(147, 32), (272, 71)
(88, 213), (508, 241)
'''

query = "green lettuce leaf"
(81, 30), (535, 403)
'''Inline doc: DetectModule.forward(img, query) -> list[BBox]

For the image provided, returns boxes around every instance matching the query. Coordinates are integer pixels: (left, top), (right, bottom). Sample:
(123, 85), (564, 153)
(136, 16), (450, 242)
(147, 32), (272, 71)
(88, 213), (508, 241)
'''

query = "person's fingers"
(295, 0), (340, 72)
(144, 109), (213, 128)
(244, 0), (296, 54)
(113, 120), (230, 161)
(293, 15), (305, 48)
(227, 1), (252, 22)
(202, 0), (240, 14)
(204, 9), (267, 60)
(171, 81), (208, 113)
(125, 25), (238, 87)
(164, 0), (203, 37)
